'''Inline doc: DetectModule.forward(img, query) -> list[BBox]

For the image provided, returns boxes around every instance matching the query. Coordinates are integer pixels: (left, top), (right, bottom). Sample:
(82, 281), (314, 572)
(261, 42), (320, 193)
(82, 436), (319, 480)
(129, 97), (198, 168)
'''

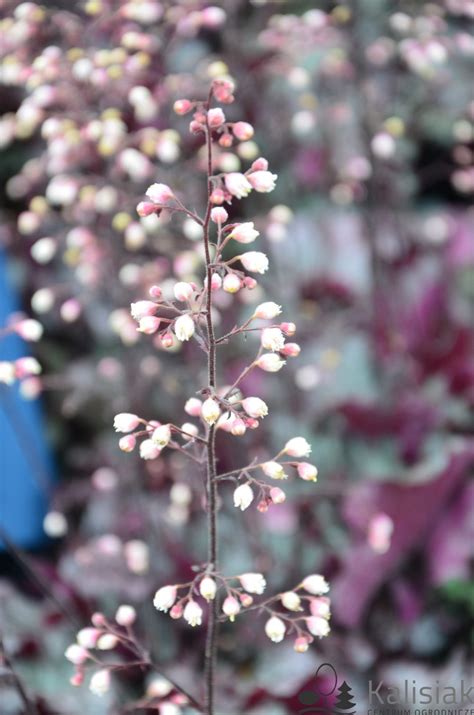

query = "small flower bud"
(207, 107), (226, 128)
(65, 644), (89, 664)
(225, 172), (252, 199)
(210, 207), (228, 224)
(149, 285), (162, 298)
(302, 574), (329, 595)
(281, 342), (300, 357)
(232, 121), (254, 141)
(89, 669), (111, 697)
(199, 576), (217, 601)
(243, 276), (257, 289)
(173, 99), (192, 115)
(119, 435), (136, 452)
(280, 322), (296, 335)
(228, 222), (259, 244)
(233, 483), (254, 511)
(256, 354), (286, 372)
(241, 397), (268, 418)
(138, 316), (161, 334)
(281, 591), (302, 611)
(91, 612), (106, 627)
(151, 424), (171, 448)
(173, 282), (193, 301)
(97, 634), (118, 650)
(219, 133), (233, 147)
(368, 513), (393, 554)
(70, 671), (85, 686)
(115, 605), (136, 626)
(222, 596), (240, 621)
(185, 398), (202, 416)
(240, 593), (253, 607)
(210, 188), (225, 204)
(183, 600), (203, 627)
(230, 418), (246, 436)
(248, 170), (277, 193)
(145, 183), (174, 204)
(140, 439), (161, 460)
(13, 319), (43, 342)
(265, 616), (286, 643)
(77, 628), (101, 648)
(161, 332), (174, 348)
(254, 302), (282, 319)
(137, 201), (157, 217)
(269, 487), (286, 504)
(251, 157), (269, 171)
(262, 461), (287, 480)
(306, 616), (330, 637)
(294, 636), (311, 653)
(170, 603), (183, 619)
(223, 273), (242, 293)
(310, 596), (331, 619)
(297, 462), (318, 482)
(114, 413), (140, 433)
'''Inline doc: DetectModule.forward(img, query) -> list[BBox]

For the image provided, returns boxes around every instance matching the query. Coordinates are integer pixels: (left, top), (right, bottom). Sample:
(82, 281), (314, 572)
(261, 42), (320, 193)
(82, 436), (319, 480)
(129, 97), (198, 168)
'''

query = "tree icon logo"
(297, 663), (356, 715)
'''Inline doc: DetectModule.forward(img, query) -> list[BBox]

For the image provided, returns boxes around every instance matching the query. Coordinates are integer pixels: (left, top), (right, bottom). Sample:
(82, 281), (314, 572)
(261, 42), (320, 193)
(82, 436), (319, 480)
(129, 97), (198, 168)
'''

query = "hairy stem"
(203, 116), (218, 715)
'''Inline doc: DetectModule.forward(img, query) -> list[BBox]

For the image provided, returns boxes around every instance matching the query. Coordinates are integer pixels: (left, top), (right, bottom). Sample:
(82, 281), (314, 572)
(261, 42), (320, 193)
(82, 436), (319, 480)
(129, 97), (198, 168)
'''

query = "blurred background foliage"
(0, 0), (473, 713)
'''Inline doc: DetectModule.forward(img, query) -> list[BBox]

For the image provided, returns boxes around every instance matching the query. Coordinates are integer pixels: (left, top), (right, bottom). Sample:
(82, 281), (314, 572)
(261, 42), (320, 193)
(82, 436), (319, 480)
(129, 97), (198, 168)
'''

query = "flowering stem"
(203, 113), (218, 715)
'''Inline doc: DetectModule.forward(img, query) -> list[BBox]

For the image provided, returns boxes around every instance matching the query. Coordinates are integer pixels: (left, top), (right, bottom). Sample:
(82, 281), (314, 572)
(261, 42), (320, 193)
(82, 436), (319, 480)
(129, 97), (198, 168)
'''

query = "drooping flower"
(89, 669), (111, 697)
(281, 591), (302, 611)
(225, 172), (252, 199)
(115, 605), (137, 626)
(256, 354), (286, 372)
(241, 397), (268, 418)
(207, 107), (226, 128)
(284, 437), (312, 457)
(139, 439), (161, 460)
(65, 644), (89, 665)
(174, 313), (195, 341)
(261, 327), (285, 352)
(232, 121), (254, 141)
(183, 600), (203, 627)
(201, 397), (221, 425)
(269, 486), (286, 504)
(223, 273), (241, 293)
(222, 596), (241, 621)
(306, 616), (330, 637)
(119, 435), (136, 452)
(184, 397), (202, 416)
(265, 616), (286, 643)
(233, 483), (254, 511)
(113, 413), (140, 433)
(302, 574), (329, 595)
(153, 585), (177, 612)
(173, 282), (194, 301)
(151, 424), (171, 448)
(240, 251), (269, 274)
(239, 572), (266, 594)
(137, 316), (161, 334)
(310, 596), (331, 619)
(297, 462), (318, 481)
(199, 576), (217, 602)
(261, 461), (287, 480)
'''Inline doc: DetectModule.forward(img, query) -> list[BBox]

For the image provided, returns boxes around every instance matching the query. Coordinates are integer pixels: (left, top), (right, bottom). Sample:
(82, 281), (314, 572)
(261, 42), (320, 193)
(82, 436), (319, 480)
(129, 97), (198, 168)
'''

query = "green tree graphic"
(334, 681), (356, 715)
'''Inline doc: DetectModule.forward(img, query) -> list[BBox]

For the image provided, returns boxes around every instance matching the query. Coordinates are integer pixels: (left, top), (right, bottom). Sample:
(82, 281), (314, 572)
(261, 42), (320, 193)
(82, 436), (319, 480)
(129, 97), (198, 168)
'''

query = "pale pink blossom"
(14, 357), (41, 378)
(139, 439), (161, 460)
(294, 636), (311, 653)
(281, 343), (301, 357)
(239, 573), (266, 594)
(184, 397), (202, 416)
(248, 170), (277, 192)
(280, 322), (296, 335)
(131, 300), (158, 320)
(281, 591), (302, 611)
(174, 314), (195, 341)
(250, 157), (269, 171)
(183, 600), (203, 627)
(269, 487), (286, 504)
(225, 172), (252, 199)
(145, 183), (175, 204)
(115, 605), (136, 626)
(151, 424), (171, 447)
(265, 616), (286, 643)
(256, 353), (286, 372)
(284, 437), (311, 457)
(297, 462), (318, 482)
(211, 273), (223, 290)
(137, 201), (157, 217)
(173, 99), (192, 115)
(228, 222), (259, 244)
(199, 576), (217, 601)
(233, 483), (254, 510)
(207, 107), (226, 128)
(261, 327), (285, 351)
(89, 669), (111, 696)
(240, 251), (269, 274)
(210, 207), (228, 223)
(223, 273), (242, 293)
(241, 397), (268, 418)
(119, 435), (136, 452)
(306, 616), (330, 637)
(113, 413), (140, 433)
(253, 302), (282, 319)
(201, 397), (221, 425)
(173, 282), (194, 301)
(96, 633), (118, 650)
(302, 574), (329, 595)
(232, 121), (254, 141)
(77, 628), (101, 649)
(153, 585), (177, 612)
(222, 596), (240, 621)
(65, 644), (89, 665)
(310, 597), (331, 619)
(138, 316), (161, 334)
(262, 461), (287, 480)
(368, 513), (394, 553)
(13, 319), (43, 341)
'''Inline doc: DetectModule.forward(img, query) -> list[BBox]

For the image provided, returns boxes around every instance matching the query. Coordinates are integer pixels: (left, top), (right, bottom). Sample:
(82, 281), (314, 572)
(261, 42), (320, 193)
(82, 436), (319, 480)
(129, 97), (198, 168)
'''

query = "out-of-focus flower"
(284, 437), (311, 457)
(228, 222), (259, 244)
(239, 573), (266, 594)
(153, 586), (177, 612)
(89, 669), (111, 697)
(233, 483), (254, 511)
(240, 251), (269, 274)
(113, 413), (140, 433)
(302, 574), (329, 595)
(145, 183), (175, 204)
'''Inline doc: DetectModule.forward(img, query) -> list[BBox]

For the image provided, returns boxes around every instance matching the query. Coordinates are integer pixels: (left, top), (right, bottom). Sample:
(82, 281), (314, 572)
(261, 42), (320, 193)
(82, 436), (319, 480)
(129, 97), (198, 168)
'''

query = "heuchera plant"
(64, 79), (330, 713)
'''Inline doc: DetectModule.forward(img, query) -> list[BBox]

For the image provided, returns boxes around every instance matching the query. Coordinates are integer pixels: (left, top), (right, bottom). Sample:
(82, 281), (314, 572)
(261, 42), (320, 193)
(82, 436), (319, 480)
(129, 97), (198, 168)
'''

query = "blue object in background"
(0, 249), (54, 549)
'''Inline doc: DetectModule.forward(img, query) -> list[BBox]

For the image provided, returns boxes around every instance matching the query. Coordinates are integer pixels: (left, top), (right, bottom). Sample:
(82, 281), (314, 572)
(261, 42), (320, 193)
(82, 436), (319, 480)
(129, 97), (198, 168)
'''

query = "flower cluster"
(0, 317), (43, 396)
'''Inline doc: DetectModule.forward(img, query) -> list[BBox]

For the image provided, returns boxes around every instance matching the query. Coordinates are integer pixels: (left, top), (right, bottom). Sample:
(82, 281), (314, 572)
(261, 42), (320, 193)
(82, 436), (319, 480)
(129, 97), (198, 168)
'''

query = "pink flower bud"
(13, 319), (43, 342)
(153, 585), (177, 612)
(212, 78), (235, 103)
(14, 357), (41, 378)
(230, 418), (246, 436)
(208, 108), (226, 128)
(310, 596), (331, 619)
(222, 596), (240, 621)
(119, 435), (136, 452)
(281, 343), (301, 357)
(224, 172), (252, 199)
(173, 99), (192, 115)
(113, 413), (140, 433)
(137, 201), (158, 217)
(89, 668), (111, 696)
(210, 188), (225, 204)
(223, 273), (242, 293)
(184, 398), (202, 416)
(210, 207), (228, 224)
(170, 603), (183, 619)
(240, 251), (269, 274)
(201, 6), (226, 28)
(228, 222), (259, 244)
(91, 612), (106, 627)
(239, 593), (253, 607)
(306, 616), (330, 637)
(297, 462), (318, 482)
(241, 397), (268, 418)
(243, 277), (257, 289)
(368, 513), (393, 554)
(256, 353), (286, 372)
(248, 170), (278, 193)
(280, 322), (296, 336)
(70, 671), (85, 686)
(232, 122), (254, 141)
(138, 316), (161, 334)
(211, 273), (223, 291)
(254, 302), (282, 319)
(149, 285), (162, 299)
(270, 487), (286, 504)
(189, 120), (204, 134)
(65, 644), (89, 665)
(219, 133), (233, 148)
(145, 183), (174, 204)
(115, 604), (136, 626)
(173, 282), (194, 301)
(257, 499), (270, 512)
(251, 157), (269, 171)
(131, 300), (158, 320)
(294, 636), (311, 653)
(161, 332), (174, 348)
